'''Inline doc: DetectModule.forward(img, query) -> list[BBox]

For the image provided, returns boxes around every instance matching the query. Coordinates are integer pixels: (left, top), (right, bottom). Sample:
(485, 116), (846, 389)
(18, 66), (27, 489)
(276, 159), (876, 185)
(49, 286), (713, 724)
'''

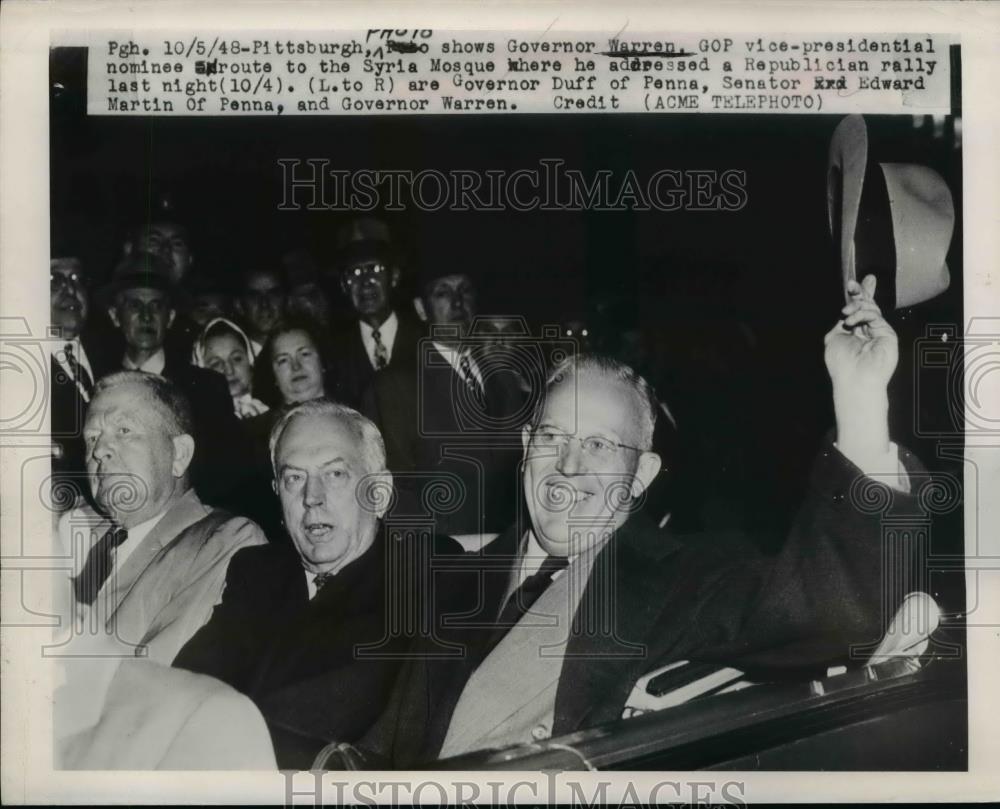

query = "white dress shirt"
(516, 530), (578, 586)
(54, 337), (95, 402)
(304, 570), (322, 600)
(122, 348), (166, 375)
(359, 312), (399, 369)
(109, 510), (168, 580)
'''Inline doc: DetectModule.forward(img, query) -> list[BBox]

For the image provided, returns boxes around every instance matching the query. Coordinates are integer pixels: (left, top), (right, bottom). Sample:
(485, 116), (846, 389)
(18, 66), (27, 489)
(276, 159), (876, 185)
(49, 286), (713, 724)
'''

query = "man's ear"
(521, 424), (532, 453)
(413, 297), (428, 322)
(170, 433), (196, 478)
(167, 308), (176, 330)
(107, 306), (121, 329)
(271, 478), (278, 496)
(389, 266), (401, 290)
(234, 297), (245, 318)
(630, 451), (662, 499)
(374, 470), (394, 520)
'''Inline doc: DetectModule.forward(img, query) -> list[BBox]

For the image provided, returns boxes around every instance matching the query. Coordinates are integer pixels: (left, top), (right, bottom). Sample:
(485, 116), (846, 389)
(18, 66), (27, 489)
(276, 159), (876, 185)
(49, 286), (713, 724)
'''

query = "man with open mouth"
(173, 397), (464, 769)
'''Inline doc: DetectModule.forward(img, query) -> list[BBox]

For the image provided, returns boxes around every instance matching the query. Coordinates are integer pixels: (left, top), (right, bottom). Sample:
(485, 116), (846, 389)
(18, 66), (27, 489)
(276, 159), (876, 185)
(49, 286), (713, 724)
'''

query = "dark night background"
(49, 47), (965, 611)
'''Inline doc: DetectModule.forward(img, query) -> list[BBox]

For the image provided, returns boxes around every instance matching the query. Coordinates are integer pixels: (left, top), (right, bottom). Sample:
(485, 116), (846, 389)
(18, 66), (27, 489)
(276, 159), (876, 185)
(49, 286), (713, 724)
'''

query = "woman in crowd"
(243, 316), (335, 542)
(192, 317), (270, 419)
(252, 316), (333, 409)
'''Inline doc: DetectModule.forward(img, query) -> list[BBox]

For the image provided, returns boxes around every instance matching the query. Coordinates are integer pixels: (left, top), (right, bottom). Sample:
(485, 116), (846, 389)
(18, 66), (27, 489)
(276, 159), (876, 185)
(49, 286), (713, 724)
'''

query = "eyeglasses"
(50, 272), (84, 293)
(529, 428), (645, 460)
(343, 263), (387, 283)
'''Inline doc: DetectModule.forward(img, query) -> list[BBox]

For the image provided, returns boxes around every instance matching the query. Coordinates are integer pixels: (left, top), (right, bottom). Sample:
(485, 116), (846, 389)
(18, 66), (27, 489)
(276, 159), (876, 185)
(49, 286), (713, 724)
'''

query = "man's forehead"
(120, 286), (168, 301)
(145, 223), (187, 241)
(88, 385), (157, 422)
(277, 413), (362, 464)
(246, 271), (281, 290)
(431, 274), (472, 289)
(51, 258), (83, 275)
(542, 372), (642, 433)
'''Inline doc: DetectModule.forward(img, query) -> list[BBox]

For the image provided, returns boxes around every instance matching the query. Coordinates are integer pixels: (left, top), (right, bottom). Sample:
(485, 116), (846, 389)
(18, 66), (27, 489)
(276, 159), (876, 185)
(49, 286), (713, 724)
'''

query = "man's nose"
(290, 354), (302, 371)
(555, 438), (585, 476)
(90, 432), (113, 462)
(303, 473), (325, 506)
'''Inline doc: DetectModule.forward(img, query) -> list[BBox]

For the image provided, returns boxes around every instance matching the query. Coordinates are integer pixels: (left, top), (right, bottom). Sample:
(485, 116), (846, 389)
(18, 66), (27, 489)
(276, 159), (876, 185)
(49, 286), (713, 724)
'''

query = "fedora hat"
(827, 115), (954, 310)
(334, 216), (399, 273)
(96, 251), (188, 310)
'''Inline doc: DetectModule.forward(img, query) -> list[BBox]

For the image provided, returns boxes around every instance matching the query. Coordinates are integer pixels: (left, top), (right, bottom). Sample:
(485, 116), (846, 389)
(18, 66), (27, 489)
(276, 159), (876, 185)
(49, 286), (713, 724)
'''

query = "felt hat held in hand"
(827, 114), (953, 310)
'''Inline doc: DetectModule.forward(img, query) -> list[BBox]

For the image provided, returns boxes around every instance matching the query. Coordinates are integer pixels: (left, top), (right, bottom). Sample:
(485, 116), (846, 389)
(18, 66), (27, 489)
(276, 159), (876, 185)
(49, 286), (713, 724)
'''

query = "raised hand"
(824, 274), (898, 467)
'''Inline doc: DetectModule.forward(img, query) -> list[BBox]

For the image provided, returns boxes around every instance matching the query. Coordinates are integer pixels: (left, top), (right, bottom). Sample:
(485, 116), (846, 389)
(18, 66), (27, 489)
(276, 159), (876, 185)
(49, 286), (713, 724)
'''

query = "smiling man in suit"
(57, 371), (265, 664)
(356, 275), (925, 767)
(173, 398), (463, 769)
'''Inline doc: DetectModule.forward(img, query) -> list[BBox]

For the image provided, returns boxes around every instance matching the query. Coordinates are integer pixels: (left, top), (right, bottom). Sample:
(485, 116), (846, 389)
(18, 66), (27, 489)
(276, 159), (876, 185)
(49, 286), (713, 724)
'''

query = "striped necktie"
(371, 328), (388, 370)
(458, 353), (485, 406)
(64, 343), (94, 397)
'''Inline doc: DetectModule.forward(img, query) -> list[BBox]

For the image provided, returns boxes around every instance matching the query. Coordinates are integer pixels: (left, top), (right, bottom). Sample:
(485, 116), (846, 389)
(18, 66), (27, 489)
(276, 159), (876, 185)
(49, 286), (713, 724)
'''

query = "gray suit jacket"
(57, 489), (267, 663)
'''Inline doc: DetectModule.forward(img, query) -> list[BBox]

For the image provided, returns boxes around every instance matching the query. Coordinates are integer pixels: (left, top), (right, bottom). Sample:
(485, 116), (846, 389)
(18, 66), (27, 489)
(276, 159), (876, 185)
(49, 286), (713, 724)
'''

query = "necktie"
(458, 353), (485, 407)
(480, 554), (569, 661)
(313, 571), (335, 593)
(371, 329), (388, 370)
(73, 525), (128, 605)
(64, 343), (94, 398)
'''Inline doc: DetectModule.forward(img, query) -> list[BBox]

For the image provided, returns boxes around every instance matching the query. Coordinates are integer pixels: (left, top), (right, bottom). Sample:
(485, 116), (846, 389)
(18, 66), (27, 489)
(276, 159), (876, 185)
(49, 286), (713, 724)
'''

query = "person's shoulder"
(223, 539), (296, 580)
(428, 532), (467, 556)
(166, 357), (227, 393)
(394, 311), (424, 343)
(176, 508), (269, 563)
(329, 319), (362, 347)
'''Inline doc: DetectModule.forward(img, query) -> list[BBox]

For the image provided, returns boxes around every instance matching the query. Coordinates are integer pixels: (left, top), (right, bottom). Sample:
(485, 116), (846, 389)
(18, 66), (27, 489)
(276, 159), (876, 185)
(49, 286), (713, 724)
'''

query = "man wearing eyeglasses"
(327, 217), (422, 409)
(50, 253), (117, 506)
(97, 252), (250, 509)
(357, 276), (924, 767)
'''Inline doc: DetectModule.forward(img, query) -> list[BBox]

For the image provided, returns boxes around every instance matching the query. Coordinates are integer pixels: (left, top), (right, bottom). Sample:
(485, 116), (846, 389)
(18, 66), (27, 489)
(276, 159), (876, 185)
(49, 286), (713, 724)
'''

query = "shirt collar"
(123, 348), (166, 375)
(518, 529), (577, 585)
(111, 509), (168, 575)
(359, 311), (398, 339)
(432, 342), (483, 384)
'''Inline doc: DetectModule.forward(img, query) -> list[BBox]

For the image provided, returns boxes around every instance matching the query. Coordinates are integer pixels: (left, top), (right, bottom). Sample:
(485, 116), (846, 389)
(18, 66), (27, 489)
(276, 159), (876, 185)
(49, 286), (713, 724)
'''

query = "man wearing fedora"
(50, 250), (118, 505)
(99, 252), (250, 508)
(364, 265), (523, 540)
(328, 217), (422, 410)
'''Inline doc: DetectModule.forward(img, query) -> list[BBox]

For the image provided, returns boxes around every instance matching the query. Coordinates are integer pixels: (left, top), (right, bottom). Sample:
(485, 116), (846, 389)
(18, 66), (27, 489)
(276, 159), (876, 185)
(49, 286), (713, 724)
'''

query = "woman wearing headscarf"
(192, 317), (270, 420)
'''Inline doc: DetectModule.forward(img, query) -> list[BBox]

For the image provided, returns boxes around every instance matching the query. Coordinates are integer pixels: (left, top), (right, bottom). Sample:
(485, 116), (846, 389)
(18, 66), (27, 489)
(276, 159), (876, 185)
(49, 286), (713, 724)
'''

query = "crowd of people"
(50, 214), (925, 770)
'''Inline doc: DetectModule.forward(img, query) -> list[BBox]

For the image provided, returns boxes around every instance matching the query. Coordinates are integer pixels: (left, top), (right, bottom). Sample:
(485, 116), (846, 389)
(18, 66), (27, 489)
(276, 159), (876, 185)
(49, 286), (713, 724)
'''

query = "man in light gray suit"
(56, 370), (265, 664)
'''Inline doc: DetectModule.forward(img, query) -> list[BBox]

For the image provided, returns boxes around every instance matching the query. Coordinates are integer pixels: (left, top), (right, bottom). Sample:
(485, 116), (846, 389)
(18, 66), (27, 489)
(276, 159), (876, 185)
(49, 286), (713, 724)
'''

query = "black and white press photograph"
(3, 3), (999, 803)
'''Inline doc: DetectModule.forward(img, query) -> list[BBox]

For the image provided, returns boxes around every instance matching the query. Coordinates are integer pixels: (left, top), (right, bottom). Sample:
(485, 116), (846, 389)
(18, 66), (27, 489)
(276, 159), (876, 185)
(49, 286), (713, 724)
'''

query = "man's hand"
(824, 274), (898, 466)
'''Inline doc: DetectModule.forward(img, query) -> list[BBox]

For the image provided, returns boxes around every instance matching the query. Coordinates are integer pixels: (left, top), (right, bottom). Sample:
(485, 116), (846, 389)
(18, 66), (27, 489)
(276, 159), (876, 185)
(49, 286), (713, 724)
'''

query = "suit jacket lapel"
(554, 517), (682, 734)
(250, 536), (384, 696)
(105, 490), (210, 615)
